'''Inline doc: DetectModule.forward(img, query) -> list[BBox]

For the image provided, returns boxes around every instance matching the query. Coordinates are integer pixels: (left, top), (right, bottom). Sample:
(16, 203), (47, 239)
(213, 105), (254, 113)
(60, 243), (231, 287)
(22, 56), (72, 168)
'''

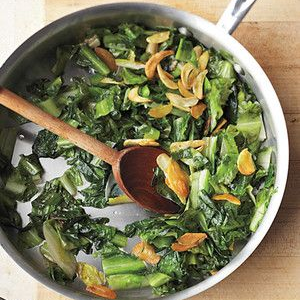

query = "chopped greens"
(0, 23), (275, 298)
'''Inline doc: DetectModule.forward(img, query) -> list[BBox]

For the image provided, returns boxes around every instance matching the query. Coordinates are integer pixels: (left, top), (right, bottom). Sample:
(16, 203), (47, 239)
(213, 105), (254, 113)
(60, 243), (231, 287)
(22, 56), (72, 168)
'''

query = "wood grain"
(1, 0), (300, 300)
(44, 0), (300, 23)
(233, 22), (300, 114)
(189, 256), (300, 300)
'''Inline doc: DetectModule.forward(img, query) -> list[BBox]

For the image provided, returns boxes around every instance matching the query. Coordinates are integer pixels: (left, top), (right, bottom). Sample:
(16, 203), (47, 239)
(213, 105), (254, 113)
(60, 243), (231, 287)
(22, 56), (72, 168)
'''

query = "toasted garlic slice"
(146, 43), (158, 55)
(170, 140), (206, 152)
(212, 193), (241, 205)
(115, 59), (145, 70)
(156, 153), (189, 203)
(203, 116), (211, 136)
(193, 45), (203, 59)
(176, 232), (207, 245)
(166, 93), (198, 108)
(85, 35), (100, 48)
(145, 50), (174, 80)
(178, 79), (195, 98)
(171, 232), (207, 252)
(188, 68), (201, 87)
(156, 153), (172, 173)
(181, 62), (195, 89)
(146, 31), (170, 43)
(99, 78), (124, 85)
(94, 47), (117, 71)
(157, 64), (178, 90)
(124, 139), (159, 147)
(148, 103), (173, 118)
(132, 241), (161, 265)
(237, 148), (256, 175)
(211, 118), (227, 135)
(128, 87), (152, 103)
(198, 50), (209, 71)
(210, 270), (218, 275)
(192, 70), (208, 99)
(191, 102), (207, 119)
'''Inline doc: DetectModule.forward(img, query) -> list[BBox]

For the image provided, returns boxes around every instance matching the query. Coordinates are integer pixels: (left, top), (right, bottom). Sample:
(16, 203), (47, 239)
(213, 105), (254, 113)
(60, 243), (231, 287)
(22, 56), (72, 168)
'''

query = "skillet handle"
(217, 0), (257, 34)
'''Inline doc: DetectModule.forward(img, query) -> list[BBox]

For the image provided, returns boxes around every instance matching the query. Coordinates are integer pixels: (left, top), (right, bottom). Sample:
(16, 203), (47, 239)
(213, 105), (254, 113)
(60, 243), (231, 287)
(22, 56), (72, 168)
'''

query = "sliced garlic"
(190, 102), (207, 119)
(145, 50), (174, 80)
(148, 103), (173, 118)
(166, 93), (198, 108)
(192, 70), (208, 99)
(156, 153), (172, 173)
(156, 153), (189, 203)
(132, 241), (161, 265)
(178, 79), (195, 98)
(176, 232), (207, 245)
(146, 43), (158, 55)
(128, 87), (152, 103)
(193, 45), (203, 59)
(198, 50), (209, 71)
(170, 140), (206, 152)
(212, 193), (241, 205)
(157, 64), (178, 90)
(99, 78), (124, 85)
(237, 148), (256, 175)
(171, 232), (207, 252)
(124, 139), (159, 147)
(146, 31), (170, 44)
(181, 62), (195, 89)
(188, 68), (201, 88)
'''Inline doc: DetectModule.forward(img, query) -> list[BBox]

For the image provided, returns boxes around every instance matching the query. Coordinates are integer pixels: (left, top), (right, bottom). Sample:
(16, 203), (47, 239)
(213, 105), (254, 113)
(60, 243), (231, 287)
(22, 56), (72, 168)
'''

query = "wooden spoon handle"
(0, 88), (120, 166)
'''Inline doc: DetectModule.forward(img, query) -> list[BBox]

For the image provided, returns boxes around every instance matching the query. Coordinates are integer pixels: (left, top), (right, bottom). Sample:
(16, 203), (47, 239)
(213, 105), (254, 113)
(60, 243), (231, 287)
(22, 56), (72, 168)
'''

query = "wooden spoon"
(0, 88), (180, 214)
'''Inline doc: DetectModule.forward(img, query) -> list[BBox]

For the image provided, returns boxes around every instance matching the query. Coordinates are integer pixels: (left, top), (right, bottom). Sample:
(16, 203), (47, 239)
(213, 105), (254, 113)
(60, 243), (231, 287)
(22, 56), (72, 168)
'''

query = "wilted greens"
(0, 23), (275, 298)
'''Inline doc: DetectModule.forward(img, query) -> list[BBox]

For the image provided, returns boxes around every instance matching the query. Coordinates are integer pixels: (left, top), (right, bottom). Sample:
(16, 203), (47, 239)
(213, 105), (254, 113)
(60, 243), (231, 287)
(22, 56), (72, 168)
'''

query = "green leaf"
(257, 147), (273, 171)
(171, 148), (209, 173)
(158, 251), (187, 280)
(37, 97), (62, 117)
(216, 154), (238, 185)
(18, 225), (43, 248)
(206, 78), (234, 131)
(107, 274), (149, 290)
(80, 45), (110, 75)
(32, 130), (59, 158)
(46, 77), (63, 96)
(236, 101), (262, 143)
(121, 68), (147, 85)
(171, 114), (190, 142)
(77, 262), (105, 286)
(208, 51), (236, 79)
(102, 254), (146, 276)
(202, 136), (218, 172)
(52, 46), (74, 76)
(189, 169), (211, 209)
(43, 220), (77, 279)
(147, 273), (172, 287)
(175, 38), (193, 62)
(250, 187), (275, 232)
(95, 95), (115, 118)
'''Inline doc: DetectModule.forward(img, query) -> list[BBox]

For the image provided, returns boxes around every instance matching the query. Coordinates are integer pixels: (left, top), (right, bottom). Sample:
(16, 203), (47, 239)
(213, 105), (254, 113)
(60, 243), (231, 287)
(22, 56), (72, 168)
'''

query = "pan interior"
(0, 4), (277, 300)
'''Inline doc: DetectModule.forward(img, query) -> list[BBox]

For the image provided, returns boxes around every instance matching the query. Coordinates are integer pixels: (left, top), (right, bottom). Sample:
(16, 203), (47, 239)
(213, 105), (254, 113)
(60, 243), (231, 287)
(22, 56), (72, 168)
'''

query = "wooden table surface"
(0, 0), (299, 300)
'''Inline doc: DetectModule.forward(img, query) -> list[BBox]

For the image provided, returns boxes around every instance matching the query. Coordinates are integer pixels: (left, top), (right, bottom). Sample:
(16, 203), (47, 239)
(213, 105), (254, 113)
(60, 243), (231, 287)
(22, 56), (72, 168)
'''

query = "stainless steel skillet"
(0, 1), (289, 299)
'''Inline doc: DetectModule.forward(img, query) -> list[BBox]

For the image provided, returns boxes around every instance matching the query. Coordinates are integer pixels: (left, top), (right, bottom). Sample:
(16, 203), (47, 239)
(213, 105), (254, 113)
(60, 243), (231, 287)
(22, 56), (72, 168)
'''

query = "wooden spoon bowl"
(114, 146), (180, 214)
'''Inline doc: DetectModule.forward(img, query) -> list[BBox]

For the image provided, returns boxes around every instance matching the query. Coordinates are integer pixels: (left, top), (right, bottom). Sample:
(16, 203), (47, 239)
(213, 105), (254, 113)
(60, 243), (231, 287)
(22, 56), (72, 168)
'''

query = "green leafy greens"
(0, 23), (275, 297)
